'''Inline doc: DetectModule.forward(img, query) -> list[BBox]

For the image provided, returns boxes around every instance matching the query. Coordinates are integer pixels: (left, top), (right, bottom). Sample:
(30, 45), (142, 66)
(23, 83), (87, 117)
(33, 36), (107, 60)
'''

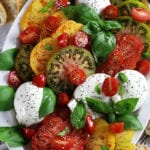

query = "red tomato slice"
(54, 0), (70, 10)
(131, 8), (150, 22)
(32, 74), (46, 87)
(102, 77), (119, 97)
(85, 114), (95, 134)
(57, 33), (69, 47)
(136, 59), (150, 75)
(20, 26), (41, 44)
(22, 127), (36, 139)
(8, 71), (22, 88)
(102, 4), (118, 19)
(57, 92), (70, 106)
(109, 122), (124, 133)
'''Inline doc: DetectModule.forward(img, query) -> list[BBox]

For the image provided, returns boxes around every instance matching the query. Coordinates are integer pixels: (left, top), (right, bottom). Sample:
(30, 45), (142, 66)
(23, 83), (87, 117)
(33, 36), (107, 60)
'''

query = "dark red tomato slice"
(22, 127), (36, 139)
(57, 92), (70, 106)
(44, 16), (60, 35)
(20, 26), (41, 44)
(32, 74), (46, 87)
(8, 71), (22, 88)
(102, 77), (118, 97)
(72, 31), (90, 48)
(85, 114), (95, 134)
(131, 8), (150, 22)
(57, 33), (69, 47)
(54, 0), (70, 10)
(136, 59), (150, 75)
(109, 122), (124, 133)
(102, 4), (118, 19)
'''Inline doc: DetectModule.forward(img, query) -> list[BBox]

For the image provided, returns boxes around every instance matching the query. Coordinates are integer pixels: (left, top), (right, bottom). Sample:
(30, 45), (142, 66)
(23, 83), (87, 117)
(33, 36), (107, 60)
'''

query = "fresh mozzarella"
(75, 0), (111, 14)
(112, 70), (148, 111)
(14, 82), (44, 126)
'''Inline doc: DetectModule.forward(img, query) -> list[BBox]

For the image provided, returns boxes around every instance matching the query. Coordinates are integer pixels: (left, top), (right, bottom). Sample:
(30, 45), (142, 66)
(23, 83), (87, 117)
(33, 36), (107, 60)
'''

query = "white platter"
(0, 0), (150, 149)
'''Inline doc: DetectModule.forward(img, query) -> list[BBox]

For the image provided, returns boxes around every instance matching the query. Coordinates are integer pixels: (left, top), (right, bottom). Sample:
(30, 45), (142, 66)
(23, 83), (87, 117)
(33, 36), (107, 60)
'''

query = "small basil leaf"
(142, 52), (150, 60)
(57, 127), (69, 137)
(45, 44), (53, 51)
(118, 83), (125, 96)
(0, 126), (28, 147)
(70, 101), (86, 129)
(91, 31), (116, 64)
(114, 98), (138, 115)
(108, 113), (116, 123)
(101, 145), (109, 150)
(94, 84), (101, 95)
(0, 85), (15, 111)
(0, 48), (18, 70)
(86, 97), (112, 114)
(116, 114), (143, 131)
(39, 0), (54, 13)
(39, 87), (56, 118)
(118, 72), (128, 83)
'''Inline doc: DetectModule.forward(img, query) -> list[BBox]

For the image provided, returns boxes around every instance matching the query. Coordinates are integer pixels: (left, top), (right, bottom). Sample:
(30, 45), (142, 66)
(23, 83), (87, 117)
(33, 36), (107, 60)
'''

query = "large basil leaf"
(39, 87), (56, 118)
(0, 48), (18, 70)
(86, 97), (112, 114)
(0, 85), (15, 111)
(114, 98), (138, 115)
(0, 126), (28, 147)
(70, 101), (86, 129)
(116, 114), (143, 131)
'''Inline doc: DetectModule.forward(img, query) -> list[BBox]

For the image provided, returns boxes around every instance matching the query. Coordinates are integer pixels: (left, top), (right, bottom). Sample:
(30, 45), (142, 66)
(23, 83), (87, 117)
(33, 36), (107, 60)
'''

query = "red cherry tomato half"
(32, 74), (46, 87)
(8, 71), (22, 88)
(102, 4), (118, 20)
(58, 33), (69, 47)
(22, 127), (36, 139)
(20, 26), (41, 44)
(131, 8), (150, 22)
(57, 92), (70, 106)
(136, 59), (150, 75)
(109, 122), (124, 133)
(72, 31), (90, 48)
(54, 0), (70, 10)
(85, 114), (95, 134)
(102, 77), (118, 97)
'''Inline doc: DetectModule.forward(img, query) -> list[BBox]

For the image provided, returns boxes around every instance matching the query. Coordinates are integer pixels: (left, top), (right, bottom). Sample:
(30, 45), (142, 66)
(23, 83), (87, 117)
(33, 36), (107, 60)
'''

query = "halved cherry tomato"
(136, 59), (150, 75)
(109, 122), (124, 133)
(102, 77), (118, 97)
(57, 92), (70, 106)
(54, 0), (70, 10)
(22, 127), (36, 139)
(20, 26), (41, 44)
(131, 8), (150, 22)
(102, 4), (118, 19)
(72, 31), (90, 48)
(32, 74), (46, 87)
(8, 71), (22, 88)
(85, 114), (95, 134)
(44, 16), (60, 35)
(58, 33), (69, 47)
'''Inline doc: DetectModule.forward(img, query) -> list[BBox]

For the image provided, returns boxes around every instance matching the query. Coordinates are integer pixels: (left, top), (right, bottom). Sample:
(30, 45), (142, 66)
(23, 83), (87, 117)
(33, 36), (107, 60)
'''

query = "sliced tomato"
(109, 122), (124, 133)
(131, 8), (150, 22)
(20, 26), (41, 44)
(85, 114), (95, 134)
(58, 33), (69, 47)
(57, 92), (70, 106)
(102, 77), (118, 97)
(8, 71), (22, 88)
(136, 59), (150, 75)
(44, 16), (60, 35)
(54, 0), (70, 10)
(22, 127), (36, 139)
(32, 74), (46, 87)
(102, 4), (118, 19)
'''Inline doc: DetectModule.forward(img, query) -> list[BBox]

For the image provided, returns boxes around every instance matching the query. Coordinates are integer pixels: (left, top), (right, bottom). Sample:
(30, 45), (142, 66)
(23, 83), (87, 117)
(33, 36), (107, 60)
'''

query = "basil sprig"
(39, 0), (54, 13)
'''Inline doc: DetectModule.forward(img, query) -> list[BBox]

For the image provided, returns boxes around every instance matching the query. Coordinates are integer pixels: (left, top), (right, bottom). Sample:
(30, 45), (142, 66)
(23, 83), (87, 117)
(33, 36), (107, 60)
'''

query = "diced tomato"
(32, 74), (46, 87)
(54, 0), (70, 10)
(22, 127), (36, 139)
(8, 71), (22, 88)
(136, 59), (150, 75)
(102, 4), (118, 19)
(44, 16), (60, 35)
(109, 122), (124, 133)
(131, 8), (150, 22)
(102, 77), (118, 97)
(85, 114), (95, 134)
(72, 31), (90, 48)
(20, 26), (41, 44)
(57, 92), (70, 106)
(58, 33), (69, 47)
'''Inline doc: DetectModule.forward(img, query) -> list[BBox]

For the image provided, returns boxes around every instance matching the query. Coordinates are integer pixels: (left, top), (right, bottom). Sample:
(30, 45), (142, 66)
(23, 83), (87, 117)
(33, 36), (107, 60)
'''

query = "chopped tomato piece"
(85, 114), (95, 134)
(57, 92), (70, 106)
(109, 122), (124, 133)
(54, 0), (70, 10)
(32, 74), (46, 87)
(22, 127), (36, 139)
(57, 33), (69, 47)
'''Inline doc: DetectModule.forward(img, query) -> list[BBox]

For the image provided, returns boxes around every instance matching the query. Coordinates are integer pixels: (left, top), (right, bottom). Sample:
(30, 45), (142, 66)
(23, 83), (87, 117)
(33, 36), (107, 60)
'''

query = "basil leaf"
(39, 87), (56, 118)
(0, 126), (28, 147)
(118, 72), (128, 83)
(101, 145), (109, 150)
(114, 98), (138, 115)
(94, 84), (101, 95)
(142, 52), (150, 60)
(108, 113), (116, 123)
(39, 0), (54, 13)
(57, 127), (69, 137)
(118, 83), (125, 96)
(116, 114), (143, 131)
(91, 31), (116, 63)
(45, 44), (53, 51)
(0, 86), (15, 111)
(86, 97), (112, 114)
(0, 48), (18, 70)
(70, 101), (86, 129)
